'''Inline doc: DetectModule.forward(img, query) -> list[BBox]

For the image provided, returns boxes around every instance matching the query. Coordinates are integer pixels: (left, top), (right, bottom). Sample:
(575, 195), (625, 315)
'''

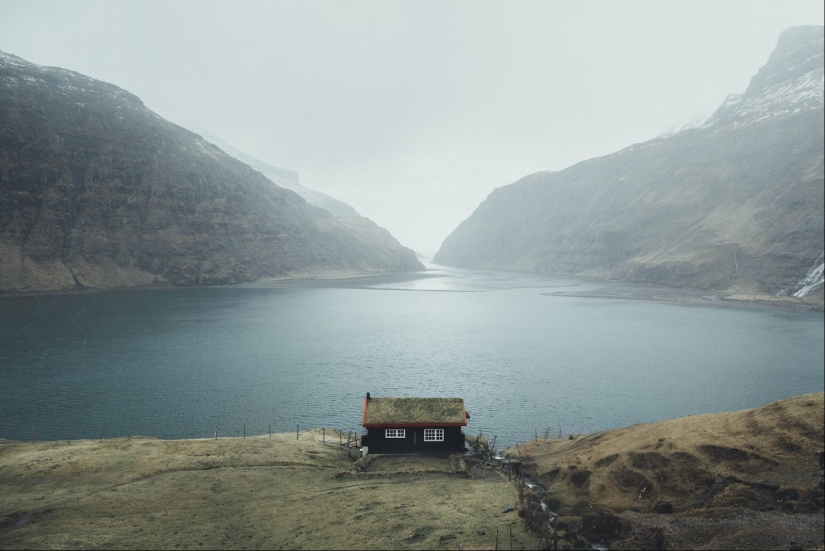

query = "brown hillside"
(507, 392), (824, 549)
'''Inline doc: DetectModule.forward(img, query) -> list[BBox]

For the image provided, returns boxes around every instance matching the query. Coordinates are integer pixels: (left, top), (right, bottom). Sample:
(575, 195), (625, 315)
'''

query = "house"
(360, 393), (469, 454)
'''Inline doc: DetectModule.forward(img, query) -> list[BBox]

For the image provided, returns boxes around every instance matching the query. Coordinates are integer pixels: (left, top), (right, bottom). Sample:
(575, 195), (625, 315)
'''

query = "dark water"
(1, 267), (822, 445)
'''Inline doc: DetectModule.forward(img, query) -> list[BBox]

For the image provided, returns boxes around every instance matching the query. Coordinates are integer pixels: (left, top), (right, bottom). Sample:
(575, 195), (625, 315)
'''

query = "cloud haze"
(1, 0), (823, 253)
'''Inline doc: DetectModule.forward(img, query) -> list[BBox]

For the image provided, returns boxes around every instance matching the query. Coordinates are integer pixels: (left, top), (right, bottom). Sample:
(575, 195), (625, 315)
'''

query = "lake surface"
(1, 266), (822, 445)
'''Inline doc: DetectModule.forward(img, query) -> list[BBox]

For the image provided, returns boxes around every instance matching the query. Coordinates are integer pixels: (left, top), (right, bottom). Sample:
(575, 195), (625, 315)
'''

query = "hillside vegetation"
(1, 395), (822, 549)
(508, 392), (825, 550)
(0, 429), (529, 550)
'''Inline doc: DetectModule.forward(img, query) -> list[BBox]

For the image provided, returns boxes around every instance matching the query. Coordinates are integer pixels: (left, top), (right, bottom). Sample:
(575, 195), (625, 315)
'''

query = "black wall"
(361, 426), (465, 454)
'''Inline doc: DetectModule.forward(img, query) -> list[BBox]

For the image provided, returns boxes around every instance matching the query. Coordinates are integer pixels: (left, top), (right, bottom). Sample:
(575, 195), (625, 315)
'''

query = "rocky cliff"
(435, 26), (824, 299)
(0, 51), (422, 292)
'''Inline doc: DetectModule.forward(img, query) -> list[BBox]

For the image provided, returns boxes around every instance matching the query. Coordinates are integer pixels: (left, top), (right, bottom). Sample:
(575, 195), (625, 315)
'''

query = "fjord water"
(1, 268), (822, 445)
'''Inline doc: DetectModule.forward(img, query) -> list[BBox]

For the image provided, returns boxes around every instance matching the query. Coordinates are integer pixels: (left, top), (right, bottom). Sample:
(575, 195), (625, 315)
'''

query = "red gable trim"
(361, 397), (368, 426)
(363, 422), (467, 428)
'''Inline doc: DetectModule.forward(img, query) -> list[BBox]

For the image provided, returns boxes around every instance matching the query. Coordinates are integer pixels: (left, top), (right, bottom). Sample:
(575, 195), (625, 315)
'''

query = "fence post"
(322, 428), (325, 443)
(128, 426), (131, 440)
(269, 423), (271, 438)
(243, 423), (245, 439)
(31, 427), (34, 444)
(296, 424), (299, 440)
(99, 426), (102, 443)
(67, 425), (70, 444)
(215, 425), (218, 440)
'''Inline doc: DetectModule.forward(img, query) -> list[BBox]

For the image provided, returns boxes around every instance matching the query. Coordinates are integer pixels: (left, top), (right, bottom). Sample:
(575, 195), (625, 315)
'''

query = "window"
(424, 428), (444, 442)
(385, 429), (406, 438)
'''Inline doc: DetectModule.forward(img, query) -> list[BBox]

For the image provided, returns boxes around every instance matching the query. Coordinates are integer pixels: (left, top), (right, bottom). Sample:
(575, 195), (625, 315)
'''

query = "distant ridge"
(0, 51), (422, 292)
(435, 26), (824, 300)
(199, 132), (362, 219)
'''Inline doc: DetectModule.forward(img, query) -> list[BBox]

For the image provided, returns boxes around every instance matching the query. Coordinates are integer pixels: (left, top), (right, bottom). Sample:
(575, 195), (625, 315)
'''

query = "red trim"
(363, 422), (467, 428)
(361, 398), (368, 426)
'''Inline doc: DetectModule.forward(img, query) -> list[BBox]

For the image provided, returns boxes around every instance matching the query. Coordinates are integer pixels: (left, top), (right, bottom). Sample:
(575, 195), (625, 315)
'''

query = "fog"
(1, 0), (822, 254)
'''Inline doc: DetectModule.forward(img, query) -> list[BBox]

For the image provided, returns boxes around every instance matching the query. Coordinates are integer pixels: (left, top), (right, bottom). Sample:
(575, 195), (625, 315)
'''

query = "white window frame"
(424, 428), (444, 442)
(385, 428), (406, 439)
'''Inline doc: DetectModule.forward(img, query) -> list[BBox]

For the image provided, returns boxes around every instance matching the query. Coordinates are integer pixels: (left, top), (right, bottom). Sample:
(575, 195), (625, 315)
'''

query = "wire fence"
(9, 423), (368, 449)
(6, 421), (580, 454)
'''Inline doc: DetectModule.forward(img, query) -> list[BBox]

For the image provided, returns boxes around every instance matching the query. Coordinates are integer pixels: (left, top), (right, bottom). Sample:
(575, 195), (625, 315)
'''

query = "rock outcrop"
(0, 51), (422, 292)
(435, 26), (824, 299)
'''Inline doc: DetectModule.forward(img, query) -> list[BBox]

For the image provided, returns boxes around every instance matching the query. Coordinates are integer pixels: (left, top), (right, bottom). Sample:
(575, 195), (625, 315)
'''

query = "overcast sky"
(1, 1), (823, 254)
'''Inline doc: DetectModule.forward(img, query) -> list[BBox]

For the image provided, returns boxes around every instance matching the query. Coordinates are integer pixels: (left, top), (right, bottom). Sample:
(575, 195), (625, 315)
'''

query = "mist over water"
(1, 268), (822, 446)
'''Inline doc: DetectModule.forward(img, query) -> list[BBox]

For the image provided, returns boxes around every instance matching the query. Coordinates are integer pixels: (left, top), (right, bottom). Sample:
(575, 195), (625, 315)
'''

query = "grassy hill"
(1, 394), (822, 549)
(507, 392), (824, 549)
(0, 429), (527, 550)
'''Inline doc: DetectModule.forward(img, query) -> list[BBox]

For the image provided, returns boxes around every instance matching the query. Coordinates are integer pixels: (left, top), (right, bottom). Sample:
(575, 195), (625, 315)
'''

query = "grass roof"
(363, 397), (466, 426)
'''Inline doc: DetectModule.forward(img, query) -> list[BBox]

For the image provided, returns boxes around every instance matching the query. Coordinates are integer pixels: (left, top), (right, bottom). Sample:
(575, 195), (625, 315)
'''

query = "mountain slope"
(434, 26), (824, 299)
(0, 51), (422, 293)
(198, 132), (361, 219)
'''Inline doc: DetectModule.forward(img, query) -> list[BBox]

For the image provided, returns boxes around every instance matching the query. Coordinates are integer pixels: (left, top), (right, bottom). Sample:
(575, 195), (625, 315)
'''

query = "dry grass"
(505, 392), (825, 550)
(0, 428), (530, 550)
(3, 395), (822, 550)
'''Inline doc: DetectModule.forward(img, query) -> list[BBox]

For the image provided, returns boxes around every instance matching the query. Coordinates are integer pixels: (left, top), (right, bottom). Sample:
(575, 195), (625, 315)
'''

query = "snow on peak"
(704, 26), (824, 129)
(657, 113), (710, 138)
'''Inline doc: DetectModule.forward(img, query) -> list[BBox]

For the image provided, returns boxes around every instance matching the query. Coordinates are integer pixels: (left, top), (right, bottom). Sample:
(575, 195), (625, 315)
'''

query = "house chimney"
(366, 392), (371, 400)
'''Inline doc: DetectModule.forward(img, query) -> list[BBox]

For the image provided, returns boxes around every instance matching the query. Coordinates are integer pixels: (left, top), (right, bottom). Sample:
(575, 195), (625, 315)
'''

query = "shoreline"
(0, 268), (437, 298)
(1, 266), (821, 313)
(542, 282), (824, 313)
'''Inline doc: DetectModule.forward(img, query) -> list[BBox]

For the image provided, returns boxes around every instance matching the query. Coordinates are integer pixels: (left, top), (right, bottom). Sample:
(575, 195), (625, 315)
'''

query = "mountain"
(0, 51), (422, 293)
(434, 26), (824, 300)
(197, 132), (361, 219)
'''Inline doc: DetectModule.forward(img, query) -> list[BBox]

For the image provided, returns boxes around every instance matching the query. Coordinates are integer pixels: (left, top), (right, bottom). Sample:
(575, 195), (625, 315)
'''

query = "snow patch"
(704, 30), (824, 130)
(792, 260), (824, 298)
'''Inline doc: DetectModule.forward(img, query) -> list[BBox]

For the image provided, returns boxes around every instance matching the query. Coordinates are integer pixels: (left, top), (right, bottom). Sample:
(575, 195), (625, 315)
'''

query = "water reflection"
(1, 268), (822, 445)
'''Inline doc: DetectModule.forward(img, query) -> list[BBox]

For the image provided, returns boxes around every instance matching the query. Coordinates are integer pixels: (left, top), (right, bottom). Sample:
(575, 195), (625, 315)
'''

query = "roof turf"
(362, 397), (467, 426)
